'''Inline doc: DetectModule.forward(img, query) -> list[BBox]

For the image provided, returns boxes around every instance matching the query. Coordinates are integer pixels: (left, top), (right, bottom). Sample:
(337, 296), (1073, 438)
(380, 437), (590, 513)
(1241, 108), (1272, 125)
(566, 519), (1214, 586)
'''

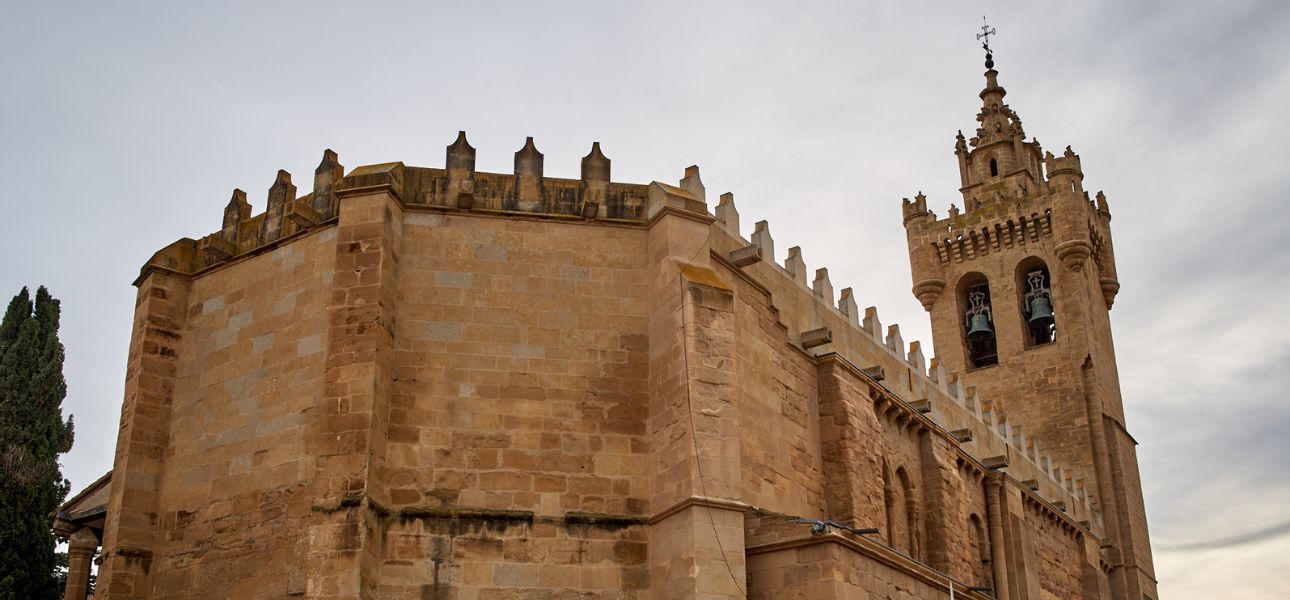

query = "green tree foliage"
(0, 287), (74, 600)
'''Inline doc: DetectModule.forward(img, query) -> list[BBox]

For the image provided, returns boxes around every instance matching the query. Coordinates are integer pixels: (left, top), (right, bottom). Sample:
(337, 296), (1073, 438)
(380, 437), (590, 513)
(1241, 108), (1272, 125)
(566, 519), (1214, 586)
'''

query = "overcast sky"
(3, 1), (1288, 597)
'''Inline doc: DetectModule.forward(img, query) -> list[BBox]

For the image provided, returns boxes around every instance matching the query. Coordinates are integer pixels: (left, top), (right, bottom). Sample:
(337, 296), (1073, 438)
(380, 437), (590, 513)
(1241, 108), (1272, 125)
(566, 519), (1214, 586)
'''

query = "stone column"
(64, 528), (101, 600)
(305, 163), (404, 600)
(644, 178), (746, 600)
(984, 475), (1011, 600)
(98, 261), (192, 599)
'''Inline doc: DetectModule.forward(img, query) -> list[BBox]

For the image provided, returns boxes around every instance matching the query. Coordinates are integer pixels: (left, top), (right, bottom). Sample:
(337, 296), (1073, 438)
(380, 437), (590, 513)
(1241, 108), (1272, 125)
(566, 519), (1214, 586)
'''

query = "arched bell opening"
(989, 157), (999, 177)
(957, 272), (998, 368)
(1016, 257), (1056, 347)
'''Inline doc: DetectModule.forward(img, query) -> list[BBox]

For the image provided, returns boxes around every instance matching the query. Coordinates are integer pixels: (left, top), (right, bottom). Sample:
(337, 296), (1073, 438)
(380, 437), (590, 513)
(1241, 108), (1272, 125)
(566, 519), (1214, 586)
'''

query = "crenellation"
(445, 131), (476, 209)
(511, 136), (545, 210)
(1046, 146), (1084, 188)
(580, 142), (611, 219)
(312, 148), (344, 218)
(812, 268), (833, 304)
(994, 416), (1010, 441)
(715, 192), (739, 236)
(862, 306), (882, 343)
(751, 220), (774, 262)
(150, 138), (671, 282)
(907, 341), (925, 374)
(924, 206), (1055, 266)
(979, 396), (997, 432)
(838, 287), (860, 326)
(1009, 425), (1026, 456)
(928, 358), (948, 396)
(221, 189), (250, 245)
(678, 164), (705, 203)
(785, 246), (807, 286)
(259, 169), (296, 245)
(949, 372), (966, 403)
(1095, 190), (1110, 218)
(900, 191), (930, 225)
(884, 324), (902, 355)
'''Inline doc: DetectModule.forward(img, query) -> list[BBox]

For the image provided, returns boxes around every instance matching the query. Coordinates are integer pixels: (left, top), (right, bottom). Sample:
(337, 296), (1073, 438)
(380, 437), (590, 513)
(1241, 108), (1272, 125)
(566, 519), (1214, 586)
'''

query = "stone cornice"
(645, 204), (716, 229)
(647, 495), (751, 525)
(746, 530), (993, 599)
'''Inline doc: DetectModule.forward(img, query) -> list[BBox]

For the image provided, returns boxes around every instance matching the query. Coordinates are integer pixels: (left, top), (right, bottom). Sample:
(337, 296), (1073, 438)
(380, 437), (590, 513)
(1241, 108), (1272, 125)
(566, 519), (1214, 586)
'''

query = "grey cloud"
(1156, 518), (1290, 552)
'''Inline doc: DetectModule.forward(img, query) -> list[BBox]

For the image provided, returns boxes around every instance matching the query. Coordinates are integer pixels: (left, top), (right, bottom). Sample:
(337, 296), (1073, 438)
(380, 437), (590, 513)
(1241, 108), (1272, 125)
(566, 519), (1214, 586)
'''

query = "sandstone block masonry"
(88, 62), (1154, 600)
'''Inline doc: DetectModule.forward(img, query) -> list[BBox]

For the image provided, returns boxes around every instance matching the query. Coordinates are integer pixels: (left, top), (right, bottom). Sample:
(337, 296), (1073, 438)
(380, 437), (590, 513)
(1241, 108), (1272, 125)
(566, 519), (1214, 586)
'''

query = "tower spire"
(944, 17), (1046, 207)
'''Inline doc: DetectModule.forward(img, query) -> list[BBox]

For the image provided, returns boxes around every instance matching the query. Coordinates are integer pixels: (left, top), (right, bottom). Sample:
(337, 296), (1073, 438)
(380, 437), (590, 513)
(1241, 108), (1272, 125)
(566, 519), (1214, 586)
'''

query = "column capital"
(68, 527), (101, 552)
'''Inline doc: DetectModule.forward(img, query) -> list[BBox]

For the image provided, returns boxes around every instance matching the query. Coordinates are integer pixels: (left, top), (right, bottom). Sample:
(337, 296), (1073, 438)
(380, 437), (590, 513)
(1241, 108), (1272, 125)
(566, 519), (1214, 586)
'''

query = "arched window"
(958, 273), (998, 368)
(989, 158), (999, 177)
(883, 462), (905, 550)
(1016, 258), (1056, 346)
(896, 467), (921, 559)
(968, 514), (992, 588)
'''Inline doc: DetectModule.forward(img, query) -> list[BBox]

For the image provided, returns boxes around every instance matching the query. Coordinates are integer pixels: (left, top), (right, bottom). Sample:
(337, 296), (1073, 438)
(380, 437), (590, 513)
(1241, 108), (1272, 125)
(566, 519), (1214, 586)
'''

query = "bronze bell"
(1028, 296), (1055, 329)
(967, 313), (994, 342)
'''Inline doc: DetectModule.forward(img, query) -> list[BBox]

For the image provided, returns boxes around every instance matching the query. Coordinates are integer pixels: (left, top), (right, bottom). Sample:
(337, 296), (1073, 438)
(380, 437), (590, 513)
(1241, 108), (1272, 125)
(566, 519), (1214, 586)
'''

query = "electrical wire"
(677, 262), (747, 598)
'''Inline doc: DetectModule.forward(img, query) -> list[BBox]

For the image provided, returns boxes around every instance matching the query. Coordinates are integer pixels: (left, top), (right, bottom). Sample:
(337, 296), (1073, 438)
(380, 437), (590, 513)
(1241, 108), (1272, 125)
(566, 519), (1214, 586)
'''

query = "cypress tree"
(0, 287), (74, 600)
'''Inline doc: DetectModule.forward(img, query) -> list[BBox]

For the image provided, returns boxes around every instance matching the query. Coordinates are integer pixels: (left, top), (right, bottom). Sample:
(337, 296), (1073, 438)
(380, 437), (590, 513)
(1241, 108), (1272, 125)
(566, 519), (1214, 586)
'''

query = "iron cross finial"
(977, 16), (996, 52)
(976, 16), (997, 68)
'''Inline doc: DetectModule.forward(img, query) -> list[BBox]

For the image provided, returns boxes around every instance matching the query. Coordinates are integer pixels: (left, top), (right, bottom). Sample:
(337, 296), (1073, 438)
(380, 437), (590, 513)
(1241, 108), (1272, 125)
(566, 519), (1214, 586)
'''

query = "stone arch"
(1016, 256), (1056, 347)
(956, 272), (998, 368)
(968, 513), (993, 588)
(883, 460), (903, 550)
(895, 466), (920, 559)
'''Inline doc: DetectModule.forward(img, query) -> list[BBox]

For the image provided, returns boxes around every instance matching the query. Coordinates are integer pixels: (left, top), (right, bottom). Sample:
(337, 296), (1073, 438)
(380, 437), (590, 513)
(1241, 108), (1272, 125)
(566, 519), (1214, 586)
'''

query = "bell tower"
(902, 39), (1157, 599)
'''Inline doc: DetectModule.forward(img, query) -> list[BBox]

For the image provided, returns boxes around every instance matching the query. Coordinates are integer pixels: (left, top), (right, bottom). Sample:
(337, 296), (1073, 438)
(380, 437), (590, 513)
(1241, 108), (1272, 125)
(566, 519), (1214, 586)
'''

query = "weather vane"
(977, 16), (997, 69)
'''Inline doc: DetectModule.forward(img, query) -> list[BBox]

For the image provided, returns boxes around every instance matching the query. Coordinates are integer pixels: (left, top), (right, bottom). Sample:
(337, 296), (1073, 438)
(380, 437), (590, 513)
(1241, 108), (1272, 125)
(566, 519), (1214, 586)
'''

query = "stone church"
(55, 50), (1156, 599)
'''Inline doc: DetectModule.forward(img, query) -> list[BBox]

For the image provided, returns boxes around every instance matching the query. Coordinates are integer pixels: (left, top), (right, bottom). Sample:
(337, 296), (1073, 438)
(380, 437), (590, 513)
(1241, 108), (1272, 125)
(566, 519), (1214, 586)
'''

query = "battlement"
(708, 194), (1102, 534)
(137, 133), (653, 282)
(133, 139), (1103, 535)
(927, 205), (1055, 266)
(899, 192), (928, 225)
(902, 142), (1119, 307)
(1045, 146), (1083, 181)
